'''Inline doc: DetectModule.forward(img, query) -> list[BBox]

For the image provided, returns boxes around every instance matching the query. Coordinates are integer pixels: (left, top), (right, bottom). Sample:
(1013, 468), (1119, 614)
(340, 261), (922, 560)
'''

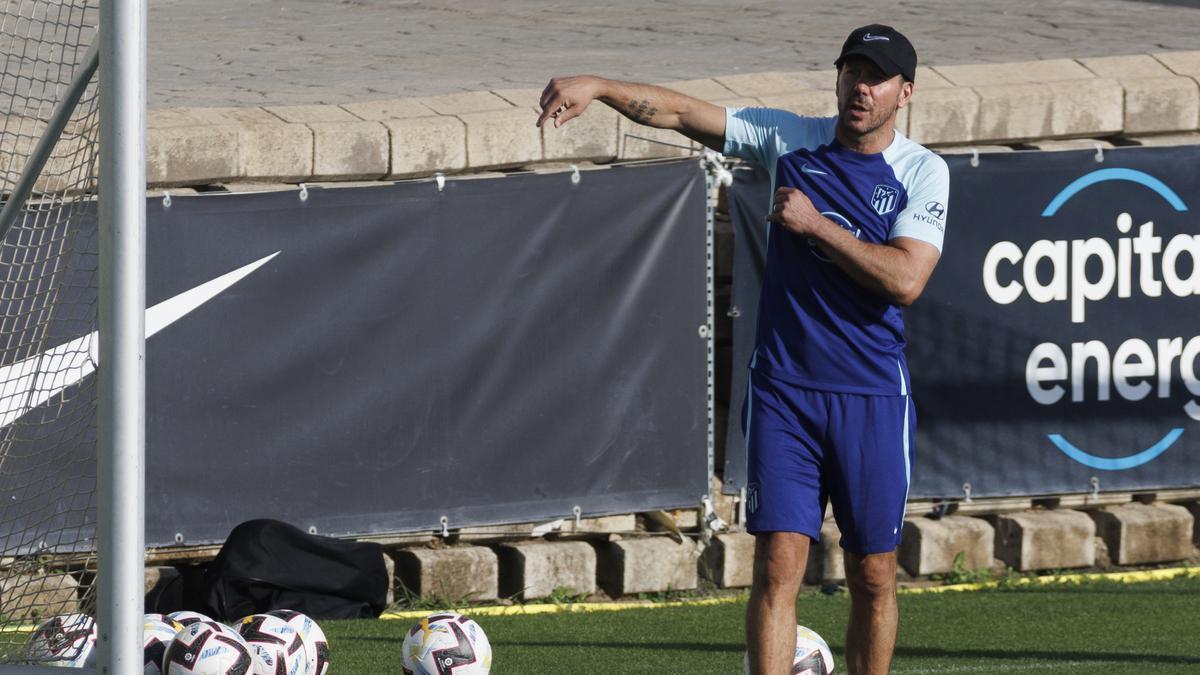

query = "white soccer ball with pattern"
(167, 610), (214, 628)
(234, 614), (309, 675)
(143, 616), (184, 674)
(25, 613), (97, 667)
(267, 609), (329, 675)
(401, 612), (492, 675)
(744, 624), (835, 675)
(163, 621), (253, 675)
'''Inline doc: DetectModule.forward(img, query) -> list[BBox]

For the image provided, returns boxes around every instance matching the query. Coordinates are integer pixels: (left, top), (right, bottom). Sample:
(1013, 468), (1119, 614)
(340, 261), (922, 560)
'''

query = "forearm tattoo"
(626, 99), (658, 124)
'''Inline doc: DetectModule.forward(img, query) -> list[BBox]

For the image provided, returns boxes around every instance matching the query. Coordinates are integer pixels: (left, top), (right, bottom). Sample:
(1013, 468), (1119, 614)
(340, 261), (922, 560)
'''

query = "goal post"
(96, 0), (145, 671)
(0, 0), (144, 671)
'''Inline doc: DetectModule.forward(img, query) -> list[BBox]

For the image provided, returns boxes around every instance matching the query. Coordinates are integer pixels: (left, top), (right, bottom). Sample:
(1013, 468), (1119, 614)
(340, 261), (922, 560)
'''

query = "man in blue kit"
(539, 24), (948, 675)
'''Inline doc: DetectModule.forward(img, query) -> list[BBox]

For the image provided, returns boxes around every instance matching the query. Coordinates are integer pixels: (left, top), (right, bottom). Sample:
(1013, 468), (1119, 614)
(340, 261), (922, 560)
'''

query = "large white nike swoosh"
(0, 251), (280, 428)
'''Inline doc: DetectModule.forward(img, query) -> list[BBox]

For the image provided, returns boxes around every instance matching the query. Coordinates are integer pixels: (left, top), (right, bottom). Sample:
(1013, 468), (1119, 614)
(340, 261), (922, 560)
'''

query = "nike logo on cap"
(0, 250), (280, 428)
(862, 33), (890, 42)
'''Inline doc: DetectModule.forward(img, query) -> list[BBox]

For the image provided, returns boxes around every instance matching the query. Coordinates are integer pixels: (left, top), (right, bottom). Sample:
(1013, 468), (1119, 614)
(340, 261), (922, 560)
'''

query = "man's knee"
(844, 551), (897, 599)
(752, 532), (810, 594)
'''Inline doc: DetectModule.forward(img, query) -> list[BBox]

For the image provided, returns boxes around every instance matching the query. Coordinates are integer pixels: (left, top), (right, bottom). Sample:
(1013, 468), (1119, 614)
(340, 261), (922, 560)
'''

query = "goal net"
(0, 0), (101, 663)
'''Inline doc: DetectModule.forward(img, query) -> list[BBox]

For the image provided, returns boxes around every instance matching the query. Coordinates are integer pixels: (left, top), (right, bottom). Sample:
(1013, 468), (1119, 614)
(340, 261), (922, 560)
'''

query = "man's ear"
(897, 79), (914, 109)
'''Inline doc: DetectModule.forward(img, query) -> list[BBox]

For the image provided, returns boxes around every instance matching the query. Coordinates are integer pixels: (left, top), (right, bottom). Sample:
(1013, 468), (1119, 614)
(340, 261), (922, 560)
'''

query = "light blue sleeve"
(723, 107), (830, 173)
(890, 154), (950, 252)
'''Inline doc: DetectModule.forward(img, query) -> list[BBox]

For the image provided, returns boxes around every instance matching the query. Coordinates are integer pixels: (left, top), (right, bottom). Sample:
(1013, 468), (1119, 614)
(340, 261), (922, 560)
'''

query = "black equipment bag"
(200, 519), (390, 620)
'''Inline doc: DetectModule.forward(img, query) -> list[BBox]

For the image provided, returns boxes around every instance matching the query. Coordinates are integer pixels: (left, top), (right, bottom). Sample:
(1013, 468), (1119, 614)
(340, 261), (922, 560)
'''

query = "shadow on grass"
(895, 646), (1200, 666)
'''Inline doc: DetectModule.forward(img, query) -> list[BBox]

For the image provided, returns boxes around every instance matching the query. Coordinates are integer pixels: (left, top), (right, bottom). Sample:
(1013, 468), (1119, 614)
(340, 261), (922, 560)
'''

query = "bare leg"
(746, 532), (810, 675)
(843, 551), (899, 675)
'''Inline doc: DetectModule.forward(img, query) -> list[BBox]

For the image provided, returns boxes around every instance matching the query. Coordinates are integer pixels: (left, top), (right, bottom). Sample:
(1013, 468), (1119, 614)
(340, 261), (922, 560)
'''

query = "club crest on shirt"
(871, 184), (899, 215)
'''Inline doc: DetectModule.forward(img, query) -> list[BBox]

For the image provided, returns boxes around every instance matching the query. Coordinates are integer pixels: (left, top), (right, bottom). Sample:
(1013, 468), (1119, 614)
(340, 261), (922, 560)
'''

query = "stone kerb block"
(1089, 503), (1194, 565)
(702, 531), (755, 589)
(659, 78), (738, 101)
(420, 91), (514, 115)
(994, 509), (1095, 572)
(1079, 55), (1200, 133)
(898, 515), (993, 577)
(340, 98), (436, 121)
(1120, 77), (1200, 133)
(393, 545), (499, 602)
(907, 86), (980, 145)
(1153, 50), (1200, 81)
(618, 117), (695, 160)
(757, 91), (837, 119)
(147, 125), (238, 186)
(307, 121), (389, 180)
(597, 536), (698, 597)
(460, 107), (544, 169)
(542, 104), (619, 162)
(715, 71), (826, 98)
(384, 115), (467, 179)
(497, 540), (596, 601)
(933, 59), (1096, 87)
(0, 572), (79, 620)
(973, 79), (1122, 143)
(234, 122), (313, 182)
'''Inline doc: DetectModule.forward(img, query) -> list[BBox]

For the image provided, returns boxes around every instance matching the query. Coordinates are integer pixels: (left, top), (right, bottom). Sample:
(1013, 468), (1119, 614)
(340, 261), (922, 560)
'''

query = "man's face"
(836, 57), (912, 137)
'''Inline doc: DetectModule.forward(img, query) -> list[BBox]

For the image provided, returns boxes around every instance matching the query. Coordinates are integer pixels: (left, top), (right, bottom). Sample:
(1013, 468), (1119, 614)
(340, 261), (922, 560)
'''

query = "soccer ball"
(744, 625), (835, 675)
(144, 616), (185, 674)
(167, 610), (214, 627)
(163, 621), (253, 675)
(234, 614), (309, 675)
(25, 613), (97, 667)
(267, 610), (329, 675)
(401, 612), (492, 675)
(146, 613), (186, 630)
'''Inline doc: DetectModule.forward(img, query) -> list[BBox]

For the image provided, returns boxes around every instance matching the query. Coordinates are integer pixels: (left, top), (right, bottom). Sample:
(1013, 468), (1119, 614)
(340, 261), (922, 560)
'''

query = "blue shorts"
(743, 369), (915, 554)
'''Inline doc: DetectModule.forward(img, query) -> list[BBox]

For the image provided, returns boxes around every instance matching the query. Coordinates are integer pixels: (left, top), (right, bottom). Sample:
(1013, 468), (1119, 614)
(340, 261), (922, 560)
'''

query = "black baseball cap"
(834, 24), (917, 82)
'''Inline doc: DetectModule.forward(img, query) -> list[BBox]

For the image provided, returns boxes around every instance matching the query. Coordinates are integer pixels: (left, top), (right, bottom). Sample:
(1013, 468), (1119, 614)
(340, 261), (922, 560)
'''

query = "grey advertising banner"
(0, 159), (711, 549)
(723, 145), (1200, 498)
(142, 160), (710, 545)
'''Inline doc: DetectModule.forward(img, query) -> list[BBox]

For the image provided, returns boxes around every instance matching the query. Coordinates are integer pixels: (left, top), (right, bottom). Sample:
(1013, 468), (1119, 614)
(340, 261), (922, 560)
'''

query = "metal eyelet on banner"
(969, 148), (980, 168)
(307, 526), (318, 535)
(961, 482), (973, 503)
(1090, 476), (1101, 499)
(298, 183), (309, 202)
(439, 515), (450, 538)
(174, 532), (184, 544)
(1093, 143), (1105, 163)
(435, 172), (446, 192)
(161, 191), (171, 208)
(570, 164), (581, 185)
(572, 505), (582, 528)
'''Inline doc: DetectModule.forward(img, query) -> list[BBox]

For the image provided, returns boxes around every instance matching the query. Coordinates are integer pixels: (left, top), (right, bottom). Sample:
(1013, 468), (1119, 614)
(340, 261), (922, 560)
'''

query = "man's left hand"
(767, 187), (825, 236)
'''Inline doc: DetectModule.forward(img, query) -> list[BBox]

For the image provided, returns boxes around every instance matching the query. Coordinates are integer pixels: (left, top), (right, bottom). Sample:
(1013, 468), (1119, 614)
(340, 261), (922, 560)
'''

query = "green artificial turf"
(323, 575), (1200, 674)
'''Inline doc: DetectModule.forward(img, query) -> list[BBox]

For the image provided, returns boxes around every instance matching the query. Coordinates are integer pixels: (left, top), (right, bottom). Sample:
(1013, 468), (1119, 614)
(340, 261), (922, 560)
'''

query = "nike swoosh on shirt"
(800, 163), (828, 176)
(0, 250), (280, 428)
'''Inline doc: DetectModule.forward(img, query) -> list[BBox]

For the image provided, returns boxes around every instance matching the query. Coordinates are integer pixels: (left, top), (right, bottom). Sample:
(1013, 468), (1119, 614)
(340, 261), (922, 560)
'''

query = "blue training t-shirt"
(724, 107), (950, 396)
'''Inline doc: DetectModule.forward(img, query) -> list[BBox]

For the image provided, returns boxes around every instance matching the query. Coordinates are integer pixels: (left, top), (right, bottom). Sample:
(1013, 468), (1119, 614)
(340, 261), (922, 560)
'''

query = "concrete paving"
(148, 0), (1200, 108)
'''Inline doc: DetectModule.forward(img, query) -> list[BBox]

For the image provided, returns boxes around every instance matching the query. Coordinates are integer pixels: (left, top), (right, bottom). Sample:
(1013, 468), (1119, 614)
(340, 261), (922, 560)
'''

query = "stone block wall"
(141, 50), (1200, 187)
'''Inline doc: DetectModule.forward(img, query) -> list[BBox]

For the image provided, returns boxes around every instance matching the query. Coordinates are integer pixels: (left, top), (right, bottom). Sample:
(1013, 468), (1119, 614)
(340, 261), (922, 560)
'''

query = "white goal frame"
(0, 3), (144, 673)
(95, 0), (147, 672)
